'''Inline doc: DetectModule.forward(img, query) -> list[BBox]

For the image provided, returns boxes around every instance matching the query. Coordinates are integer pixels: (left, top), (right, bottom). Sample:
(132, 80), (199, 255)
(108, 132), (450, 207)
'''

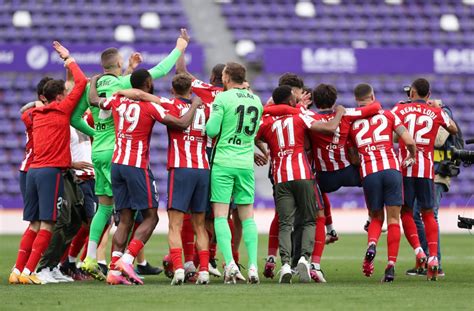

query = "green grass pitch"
(1, 233), (473, 310)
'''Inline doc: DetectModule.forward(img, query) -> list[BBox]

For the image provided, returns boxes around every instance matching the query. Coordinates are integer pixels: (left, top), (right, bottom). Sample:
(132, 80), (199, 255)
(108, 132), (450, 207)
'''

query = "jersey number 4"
(117, 103), (140, 133)
(181, 107), (206, 135)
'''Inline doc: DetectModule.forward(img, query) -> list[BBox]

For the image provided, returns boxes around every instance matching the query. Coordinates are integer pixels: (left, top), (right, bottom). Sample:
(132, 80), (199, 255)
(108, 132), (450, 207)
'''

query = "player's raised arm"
(309, 105), (346, 134)
(161, 96), (201, 130)
(116, 89), (162, 105)
(123, 52), (143, 76)
(206, 95), (224, 138)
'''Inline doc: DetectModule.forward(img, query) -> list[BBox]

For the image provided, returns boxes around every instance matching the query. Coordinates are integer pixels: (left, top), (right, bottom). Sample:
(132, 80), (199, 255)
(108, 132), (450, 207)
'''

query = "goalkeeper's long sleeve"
(70, 86), (96, 137)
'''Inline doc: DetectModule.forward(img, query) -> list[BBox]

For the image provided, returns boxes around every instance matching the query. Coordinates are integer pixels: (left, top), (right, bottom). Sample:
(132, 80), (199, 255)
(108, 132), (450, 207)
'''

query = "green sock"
(89, 204), (114, 243)
(242, 218), (258, 269)
(214, 216), (234, 265)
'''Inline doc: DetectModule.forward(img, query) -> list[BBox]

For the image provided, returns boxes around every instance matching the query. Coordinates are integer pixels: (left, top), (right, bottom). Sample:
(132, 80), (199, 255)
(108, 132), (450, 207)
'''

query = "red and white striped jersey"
(19, 107), (35, 172)
(102, 94), (168, 169)
(160, 97), (210, 170)
(349, 110), (402, 178)
(191, 79), (223, 148)
(392, 101), (451, 179)
(256, 112), (315, 184)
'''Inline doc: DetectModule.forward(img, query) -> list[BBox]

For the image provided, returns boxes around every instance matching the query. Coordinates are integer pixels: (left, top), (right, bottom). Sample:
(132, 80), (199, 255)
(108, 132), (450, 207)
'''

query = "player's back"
(258, 113), (312, 183)
(350, 110), (400, 177)
(211, 88), (262, 169)
(106, 94), (167, 168)
(392, 101), (450, 178)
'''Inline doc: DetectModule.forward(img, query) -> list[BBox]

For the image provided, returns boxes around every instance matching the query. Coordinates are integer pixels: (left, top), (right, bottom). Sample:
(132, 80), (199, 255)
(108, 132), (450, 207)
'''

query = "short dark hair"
(354, 83), (373, 100)
(278, 73), (304, 89)
(130, 69), (151, 89)
(411, 78), (430, 98)
(313, 84), (337, 109)
(36, 76), (53, 98)
(211, 63), (225, 83)
(172, 74), (192, 96)
(43, 80), (65, 102)
(272, 85), (293, 104)
(101, 47), (120, 70)
(224, 62), (246, 84)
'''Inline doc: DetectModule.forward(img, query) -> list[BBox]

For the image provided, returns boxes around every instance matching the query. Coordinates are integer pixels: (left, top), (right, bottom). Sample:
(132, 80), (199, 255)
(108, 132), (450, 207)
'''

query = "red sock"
(367, 218), (383, 245)
(24, 229), (52, 273)
(80, 237), (89, 261)
(127, 239), (144, 258)
(198, 250), (210, 272)
(69, 225), (89, 258)
(322, 193), (333, 226)
(421, 211), (438, 257)
(14, 227), (37, 272)
(110, 251), (122, 270)
(170, 248), (183, 271)
(311, 216), (326, 263)
(60, 245), (70, 263)
(387, 224), (401, 264)
(181, 215), (195, 262)
(401, 211), (421, 250)
(268, 212), (279, 257)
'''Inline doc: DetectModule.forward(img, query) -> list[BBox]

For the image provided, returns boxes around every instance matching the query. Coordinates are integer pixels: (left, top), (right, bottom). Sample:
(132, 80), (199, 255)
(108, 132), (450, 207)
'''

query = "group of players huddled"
(8, 29), (458, 286)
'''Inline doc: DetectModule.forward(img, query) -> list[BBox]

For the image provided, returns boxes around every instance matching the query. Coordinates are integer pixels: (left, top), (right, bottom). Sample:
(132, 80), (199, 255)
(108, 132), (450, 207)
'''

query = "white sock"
(326, 224), (334, 232)
(112, 251), (123, 259)
(110, 270), (122, 276)
(312, 262), (321, 270)
(368, 241), (376, 246)
(415, 247), (424, 255)
(98, 260), (107, 265)
(137, 260), (147, 266)
(121, 253), (134, 265)
(13, 268), (21, 275)
(23, 268), (31, 275)
(86, 241), (98, 259)
(68, 256), (76, 263)
(388, 260), (395, 266)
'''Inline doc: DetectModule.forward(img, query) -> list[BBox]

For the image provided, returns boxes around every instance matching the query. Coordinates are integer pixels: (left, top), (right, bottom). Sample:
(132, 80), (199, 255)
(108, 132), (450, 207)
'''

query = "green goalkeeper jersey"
(70, 48), (182, 153)
(206, 88), (262, 169)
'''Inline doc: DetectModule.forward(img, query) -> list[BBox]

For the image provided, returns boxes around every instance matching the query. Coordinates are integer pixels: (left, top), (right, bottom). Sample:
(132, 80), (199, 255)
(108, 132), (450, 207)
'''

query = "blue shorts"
(111, 164), (159, 211)
(167, 168), (210, 214)
(19, 171), (27, 203)
(24, 167), (64, 222)
(362, 169), (403, 211)
(403, 177), (435, 210)
(317, 165), (362, 193)
(79, 179), (98, 219)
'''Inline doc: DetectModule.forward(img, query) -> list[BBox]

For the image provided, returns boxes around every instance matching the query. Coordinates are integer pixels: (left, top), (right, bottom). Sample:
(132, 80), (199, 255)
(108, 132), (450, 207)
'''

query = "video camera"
(458, 215), (474, 230)
(451, 138), (474, 166)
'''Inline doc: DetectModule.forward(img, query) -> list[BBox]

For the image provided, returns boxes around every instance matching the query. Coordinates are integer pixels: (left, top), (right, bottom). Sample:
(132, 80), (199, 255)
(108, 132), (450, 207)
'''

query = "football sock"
(421, 210), (439, 257)
(367, 218), (383, 245)
(170, 248), (184, 270)
(198, 250), (210, 272)
(24, 229), (52, 274)
(137, 260), (147, 266)
(214, 217), (234, 265)
(401, 210), (421, 250)
(268, 212), (279, 257)
(69, 225), (89, 262)
(312, 216), (326, 264)
(14, 227), (37, 272)
(207, 229), (217, 260)
(110, 251), (123, 270)
(89, 204), (114, 244)
(122, 239), (144, 264)
(181, 215), (195, 262)
(242, 218), (258, 268)
(322, 193), (333, 229)
(80, 237), (88, 261)
(387, 224), (401, 264)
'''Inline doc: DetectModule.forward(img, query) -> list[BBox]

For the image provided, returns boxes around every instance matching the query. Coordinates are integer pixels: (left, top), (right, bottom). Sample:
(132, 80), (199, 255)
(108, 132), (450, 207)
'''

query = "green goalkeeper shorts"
(92, 149), (114, 197)
(210, 164), (255, 205)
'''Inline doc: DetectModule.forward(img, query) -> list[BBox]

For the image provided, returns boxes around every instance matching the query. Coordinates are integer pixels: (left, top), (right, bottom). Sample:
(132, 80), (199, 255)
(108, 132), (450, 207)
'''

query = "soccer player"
(73, 30), (189, 280)
(349, 83), (416, 282)
(91, 69), (201, 285)
(10, 42), (87, 285)
(158, 74), (212, 285)
(206, 62), (263, 284)
(392, 78), (458, 281)
(256, 85), (345, 283)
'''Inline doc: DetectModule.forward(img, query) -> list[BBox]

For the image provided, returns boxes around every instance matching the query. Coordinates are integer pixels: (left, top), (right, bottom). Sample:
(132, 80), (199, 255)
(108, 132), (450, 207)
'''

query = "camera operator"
(410, 99), (462, 277)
